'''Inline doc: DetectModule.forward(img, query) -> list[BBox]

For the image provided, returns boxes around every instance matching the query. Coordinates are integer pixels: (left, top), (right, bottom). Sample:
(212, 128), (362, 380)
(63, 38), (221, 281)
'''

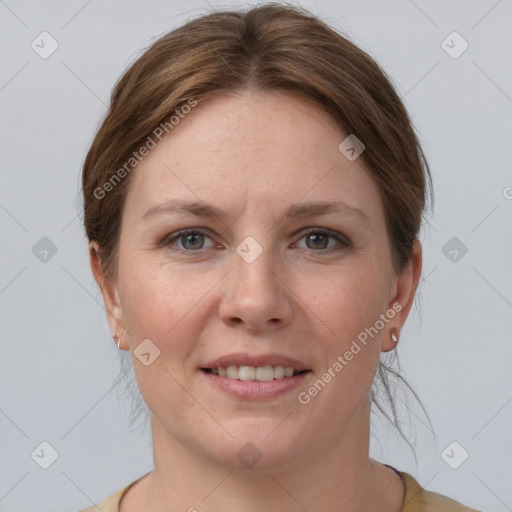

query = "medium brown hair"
(82, 2), (434, 453)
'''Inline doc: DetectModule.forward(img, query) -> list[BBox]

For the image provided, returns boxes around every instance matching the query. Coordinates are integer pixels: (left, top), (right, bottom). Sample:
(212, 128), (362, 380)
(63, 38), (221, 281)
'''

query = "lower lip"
(200, 369), (311, 399)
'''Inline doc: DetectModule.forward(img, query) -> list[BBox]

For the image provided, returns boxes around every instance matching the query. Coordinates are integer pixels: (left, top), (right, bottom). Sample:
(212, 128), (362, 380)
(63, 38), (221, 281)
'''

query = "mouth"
(201, 352), (311, 381)
(199, 353), (312, 398)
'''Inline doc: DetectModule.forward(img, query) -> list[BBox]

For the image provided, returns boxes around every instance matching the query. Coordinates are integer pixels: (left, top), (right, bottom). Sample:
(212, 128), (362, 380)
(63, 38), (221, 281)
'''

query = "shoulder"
(398, 470), (481, 512)
(77, 471), (152, 512)
(78, 468), (482, 512)
(77, 483), (133, 512)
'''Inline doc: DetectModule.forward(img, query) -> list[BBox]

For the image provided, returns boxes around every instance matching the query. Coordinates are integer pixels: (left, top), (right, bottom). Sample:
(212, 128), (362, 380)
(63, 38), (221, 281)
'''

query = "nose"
(218, 243), (294, 332)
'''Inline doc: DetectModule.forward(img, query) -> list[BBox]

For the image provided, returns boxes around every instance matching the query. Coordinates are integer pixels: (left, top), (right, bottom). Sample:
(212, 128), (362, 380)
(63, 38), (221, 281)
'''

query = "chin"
(203, 422), (304, 472)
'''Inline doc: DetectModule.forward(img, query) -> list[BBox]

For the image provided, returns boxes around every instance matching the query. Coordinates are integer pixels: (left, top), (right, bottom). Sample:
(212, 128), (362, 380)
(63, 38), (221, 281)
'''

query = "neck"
(138, 398), (388, 512)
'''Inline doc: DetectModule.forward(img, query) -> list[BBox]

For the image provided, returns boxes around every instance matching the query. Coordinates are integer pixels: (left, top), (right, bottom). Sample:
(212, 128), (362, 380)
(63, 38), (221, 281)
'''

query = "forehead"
(122, 90), (385, 228)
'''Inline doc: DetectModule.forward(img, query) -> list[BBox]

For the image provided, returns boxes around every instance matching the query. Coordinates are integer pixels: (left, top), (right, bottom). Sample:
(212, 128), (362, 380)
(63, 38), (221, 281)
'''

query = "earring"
(391, 327), (400, 345)
(112, 332), (121, 350)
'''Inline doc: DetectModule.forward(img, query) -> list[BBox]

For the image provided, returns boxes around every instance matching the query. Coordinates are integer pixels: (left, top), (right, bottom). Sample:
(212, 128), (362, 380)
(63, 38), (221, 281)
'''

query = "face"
(93, 90), (420, 471)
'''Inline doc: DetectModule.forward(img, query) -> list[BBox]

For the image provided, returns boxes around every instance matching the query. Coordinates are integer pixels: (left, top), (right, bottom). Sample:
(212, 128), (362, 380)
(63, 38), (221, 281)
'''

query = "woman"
(80, 3), (479, 511)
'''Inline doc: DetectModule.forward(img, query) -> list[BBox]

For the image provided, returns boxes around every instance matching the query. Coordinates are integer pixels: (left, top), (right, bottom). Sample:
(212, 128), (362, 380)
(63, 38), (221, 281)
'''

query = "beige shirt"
(79, 467), (480, 511)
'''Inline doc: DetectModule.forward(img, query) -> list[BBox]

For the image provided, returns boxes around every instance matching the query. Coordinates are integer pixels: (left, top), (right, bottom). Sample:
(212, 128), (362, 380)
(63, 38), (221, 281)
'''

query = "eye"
(295, 228), (350, 252)
(163, 229), (215, 252)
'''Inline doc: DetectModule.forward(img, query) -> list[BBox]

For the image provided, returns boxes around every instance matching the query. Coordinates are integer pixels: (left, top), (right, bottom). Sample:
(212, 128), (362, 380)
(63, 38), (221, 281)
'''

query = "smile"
(202, 365), (310, 381)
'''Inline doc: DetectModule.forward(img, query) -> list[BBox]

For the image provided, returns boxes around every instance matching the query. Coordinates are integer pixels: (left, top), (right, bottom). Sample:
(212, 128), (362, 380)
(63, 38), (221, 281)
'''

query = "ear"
(89, 241), (126, 347)
(381, 238), (422, 352)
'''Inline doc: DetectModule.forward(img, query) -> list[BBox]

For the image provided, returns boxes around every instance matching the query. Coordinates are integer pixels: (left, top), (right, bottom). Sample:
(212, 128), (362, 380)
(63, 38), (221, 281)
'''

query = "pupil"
(308, 233), (327, 249)
(184, 233), (202, 249)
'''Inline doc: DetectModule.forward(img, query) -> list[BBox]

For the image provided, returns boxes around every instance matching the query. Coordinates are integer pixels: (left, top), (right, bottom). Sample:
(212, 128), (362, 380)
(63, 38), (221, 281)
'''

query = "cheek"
(305, 263), (390, 340)
(119, 262), (205, 415)
(120, 270), (172, 338)
(299, 269), (387, 414)
(118, 247), (198, 334)
(118, 254), (220, 377)
(300, 262), (391, 405)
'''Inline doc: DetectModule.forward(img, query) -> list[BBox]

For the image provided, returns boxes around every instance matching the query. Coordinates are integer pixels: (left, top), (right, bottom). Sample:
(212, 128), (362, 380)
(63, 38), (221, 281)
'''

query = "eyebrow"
(140, 199), (370, 225)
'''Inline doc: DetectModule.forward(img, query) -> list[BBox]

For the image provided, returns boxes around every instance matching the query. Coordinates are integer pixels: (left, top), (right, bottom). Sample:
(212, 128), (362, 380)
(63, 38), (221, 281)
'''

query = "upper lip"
(202, 353), (311, 372)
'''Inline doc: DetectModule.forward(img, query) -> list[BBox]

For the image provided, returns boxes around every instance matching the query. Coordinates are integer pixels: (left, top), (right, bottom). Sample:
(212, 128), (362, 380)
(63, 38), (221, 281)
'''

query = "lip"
(202, 352), (311, 372)
(200, 369), (311, 399)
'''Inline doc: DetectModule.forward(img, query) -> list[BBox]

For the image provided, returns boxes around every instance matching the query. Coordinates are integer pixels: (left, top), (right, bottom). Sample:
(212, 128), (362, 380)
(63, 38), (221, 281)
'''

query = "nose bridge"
(219, 233), (293, 329)
(233, 234), (281, 299)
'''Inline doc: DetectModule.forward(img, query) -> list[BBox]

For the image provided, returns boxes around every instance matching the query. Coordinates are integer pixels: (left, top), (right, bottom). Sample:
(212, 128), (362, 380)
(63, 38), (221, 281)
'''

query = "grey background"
(1, 0), (511, 510)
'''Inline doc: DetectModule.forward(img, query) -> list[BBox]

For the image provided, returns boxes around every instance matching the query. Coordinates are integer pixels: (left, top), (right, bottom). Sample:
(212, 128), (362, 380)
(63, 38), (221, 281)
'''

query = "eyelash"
(161, 227), (351, 255)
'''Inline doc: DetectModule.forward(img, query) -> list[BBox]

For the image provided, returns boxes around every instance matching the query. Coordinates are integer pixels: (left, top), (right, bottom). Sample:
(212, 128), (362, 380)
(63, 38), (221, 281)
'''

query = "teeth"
(226, 365), (239, 379)
(239, 366), (256, 381)
(209, 365), (302, 381)
(255, 366), (274, 381)
(274, 365), (285, 379)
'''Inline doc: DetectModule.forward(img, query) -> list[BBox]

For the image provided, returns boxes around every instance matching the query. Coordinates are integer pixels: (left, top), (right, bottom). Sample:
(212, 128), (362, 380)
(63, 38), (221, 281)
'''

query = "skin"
(90, 89), (422, 512)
